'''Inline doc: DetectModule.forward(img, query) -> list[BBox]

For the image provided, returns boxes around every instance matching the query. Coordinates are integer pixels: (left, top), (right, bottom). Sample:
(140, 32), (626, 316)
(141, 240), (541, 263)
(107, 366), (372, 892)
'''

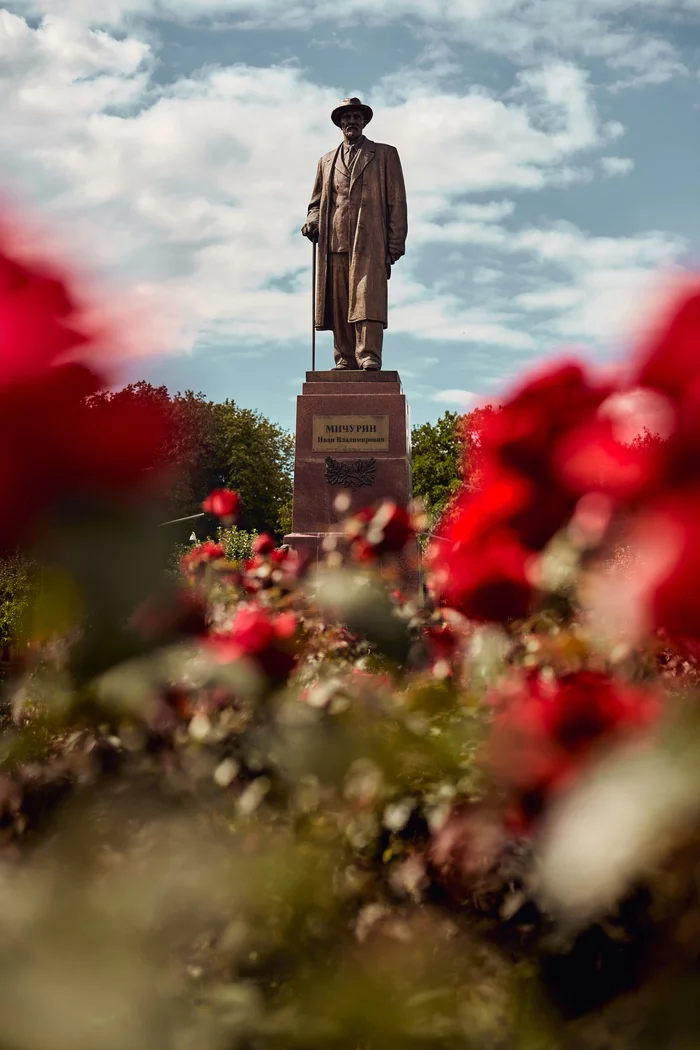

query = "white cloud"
(1, 13), (665, 358)
(515, 287), (584, 311)
(473, 267), (502, 285)
(600, 155), (635, 176)
(451, 200), (516, 222)
(431, 389), (480, 406)
(0, 10), (687, 378)
(13, 0), (695, 86)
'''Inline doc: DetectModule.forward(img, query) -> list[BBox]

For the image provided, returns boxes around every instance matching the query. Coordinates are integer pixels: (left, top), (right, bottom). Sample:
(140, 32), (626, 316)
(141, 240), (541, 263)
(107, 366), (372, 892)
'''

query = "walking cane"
(311, 238), (317, 371)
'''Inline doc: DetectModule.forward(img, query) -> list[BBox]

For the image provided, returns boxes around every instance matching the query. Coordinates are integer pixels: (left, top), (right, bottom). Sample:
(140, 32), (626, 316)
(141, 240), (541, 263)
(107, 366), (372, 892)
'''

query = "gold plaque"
(312, 415), (389, 453)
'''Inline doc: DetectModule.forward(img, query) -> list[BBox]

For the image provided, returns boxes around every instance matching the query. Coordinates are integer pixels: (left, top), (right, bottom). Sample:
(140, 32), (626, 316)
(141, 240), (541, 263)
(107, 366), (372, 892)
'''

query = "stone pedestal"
(284, 370), (412, 566)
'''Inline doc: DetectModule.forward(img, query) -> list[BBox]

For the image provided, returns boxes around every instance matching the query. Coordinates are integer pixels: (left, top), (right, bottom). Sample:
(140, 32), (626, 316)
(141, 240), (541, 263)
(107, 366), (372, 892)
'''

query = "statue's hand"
(301, 223), (319, 243)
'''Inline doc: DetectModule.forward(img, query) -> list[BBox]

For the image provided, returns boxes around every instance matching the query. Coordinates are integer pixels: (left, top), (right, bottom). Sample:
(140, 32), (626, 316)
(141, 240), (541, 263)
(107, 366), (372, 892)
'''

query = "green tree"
(211, 402), (294, 536)
(0, 551), (39, 665)
(411, 411), (462, 518)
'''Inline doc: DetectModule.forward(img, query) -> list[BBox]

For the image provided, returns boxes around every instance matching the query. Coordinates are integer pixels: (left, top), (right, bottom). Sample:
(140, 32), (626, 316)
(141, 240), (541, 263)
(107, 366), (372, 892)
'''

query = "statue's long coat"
(306, 139), (408, 331)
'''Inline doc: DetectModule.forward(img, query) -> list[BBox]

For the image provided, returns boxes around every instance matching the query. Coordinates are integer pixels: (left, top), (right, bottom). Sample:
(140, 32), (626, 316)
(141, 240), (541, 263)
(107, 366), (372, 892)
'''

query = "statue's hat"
(331, 97), (373, 127)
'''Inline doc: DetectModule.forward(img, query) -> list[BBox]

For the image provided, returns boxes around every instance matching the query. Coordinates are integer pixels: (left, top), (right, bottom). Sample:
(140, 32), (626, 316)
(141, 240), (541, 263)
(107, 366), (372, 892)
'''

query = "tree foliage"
(211, 401), (293, 535)
(0, 550), (38, 662)
(411, 411), (462, 518)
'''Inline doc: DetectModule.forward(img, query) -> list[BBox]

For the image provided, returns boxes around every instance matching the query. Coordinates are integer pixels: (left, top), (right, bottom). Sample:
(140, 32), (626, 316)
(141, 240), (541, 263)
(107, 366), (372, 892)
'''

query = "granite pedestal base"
(283, 370), (412, 564)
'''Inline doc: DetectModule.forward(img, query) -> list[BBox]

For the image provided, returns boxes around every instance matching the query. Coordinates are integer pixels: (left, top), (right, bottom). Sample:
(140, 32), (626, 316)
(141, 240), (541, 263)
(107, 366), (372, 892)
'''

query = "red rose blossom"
(634, 285), (700, 407)
(484, 362), (611, 489)
(180, 541), (226, 577)
(427, 476), (536, 624)
(202, 488), (241, 521)
(0, 245), (91, 387)
(487, 670), (662, 830)
(251, 533), (276, 557)
(0, 222), (172, 551)
(344, 501), (414, 560)
(208, 604), (298, 683)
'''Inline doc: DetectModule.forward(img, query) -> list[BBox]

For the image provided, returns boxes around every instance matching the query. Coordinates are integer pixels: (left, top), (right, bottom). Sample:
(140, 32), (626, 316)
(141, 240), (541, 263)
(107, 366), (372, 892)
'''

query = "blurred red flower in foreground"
(180, 541), (226, 578)
(578, 283), (700, 644)
(428, 364), (610, 623)
(202, 488), (241, 522)
(487, 670), (662, 831)
(0, 247), (90, 385)
(429, 520), (533, 624)
(344, 501), (414, 560)
(0, 224), (171, 552)
(251, 533), (276, 557)
(428, 802), (508, 903)
(209, 604), (298, 684)
(244, 542), (304, 594)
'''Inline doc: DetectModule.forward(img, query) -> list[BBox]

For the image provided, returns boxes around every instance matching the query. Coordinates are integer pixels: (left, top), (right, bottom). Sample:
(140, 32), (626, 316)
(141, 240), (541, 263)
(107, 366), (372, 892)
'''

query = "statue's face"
(340, 108), (365, 142)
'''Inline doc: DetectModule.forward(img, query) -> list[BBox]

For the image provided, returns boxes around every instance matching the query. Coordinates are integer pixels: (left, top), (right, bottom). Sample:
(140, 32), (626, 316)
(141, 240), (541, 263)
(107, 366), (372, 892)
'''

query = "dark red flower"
(180, 541), (226, 577)
(345, 501), (414, 560)
(634, 285), (700, 407)
(208, 604), (298, 684)
(202, 488), (241, 521)
(430, 529), (533, 624)
(252, 533), (276, 557)
(487, 670), (662, 830)
(0, 246), (91, 387)
(0, 363), (171, 553)
(424, 620), (463, 668)
(0, 225), (172, 551)
(484, 361), (611, 488)
(427, 477), (535, 624)
(626, 489), (700, 642)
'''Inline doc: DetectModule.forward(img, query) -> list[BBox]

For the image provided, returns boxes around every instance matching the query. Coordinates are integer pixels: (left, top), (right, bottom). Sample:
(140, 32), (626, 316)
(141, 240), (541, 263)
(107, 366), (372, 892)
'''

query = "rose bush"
(4, 216), (700, 1049)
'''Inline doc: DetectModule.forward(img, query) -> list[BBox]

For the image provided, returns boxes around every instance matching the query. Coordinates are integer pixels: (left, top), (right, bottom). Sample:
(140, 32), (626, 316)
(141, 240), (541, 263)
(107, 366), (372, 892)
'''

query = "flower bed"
(2, 216), (700, 1048)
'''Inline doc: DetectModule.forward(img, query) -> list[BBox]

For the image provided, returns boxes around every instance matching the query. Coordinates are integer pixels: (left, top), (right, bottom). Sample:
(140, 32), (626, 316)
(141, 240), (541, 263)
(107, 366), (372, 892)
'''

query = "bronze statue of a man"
(301, 98), (408, 371)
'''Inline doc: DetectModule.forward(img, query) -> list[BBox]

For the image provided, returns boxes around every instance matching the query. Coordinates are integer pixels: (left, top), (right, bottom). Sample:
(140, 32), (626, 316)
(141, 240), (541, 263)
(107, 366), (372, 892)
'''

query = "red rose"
(430, 529), (533, 624)
(202, 488), (241, 521)
(0, 363), (171, 553)
(555, 415), (665, 503)
(0, 224), (172, 550)
(0, 247), (91, 387)
(487, 670), (662, 829)
(208, 604), (298, 683)
(180, 541), (226, 577)
(634, 285), (700, 406)
(250, 533), (275, 557)
(345, 501), (414, 560)
(484, 361), (611, 487)
(427, 476), (536, 624)
(625, 489), (700, 641)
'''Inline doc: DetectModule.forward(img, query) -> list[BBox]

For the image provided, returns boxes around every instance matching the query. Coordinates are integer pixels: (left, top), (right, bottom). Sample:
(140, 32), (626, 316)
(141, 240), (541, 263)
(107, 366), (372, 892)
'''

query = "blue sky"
(1, 0), (699, 432)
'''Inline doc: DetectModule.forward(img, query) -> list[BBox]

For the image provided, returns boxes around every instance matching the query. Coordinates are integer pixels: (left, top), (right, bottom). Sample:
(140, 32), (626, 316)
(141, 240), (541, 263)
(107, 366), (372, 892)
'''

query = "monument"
(283, 98), (411, 564)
